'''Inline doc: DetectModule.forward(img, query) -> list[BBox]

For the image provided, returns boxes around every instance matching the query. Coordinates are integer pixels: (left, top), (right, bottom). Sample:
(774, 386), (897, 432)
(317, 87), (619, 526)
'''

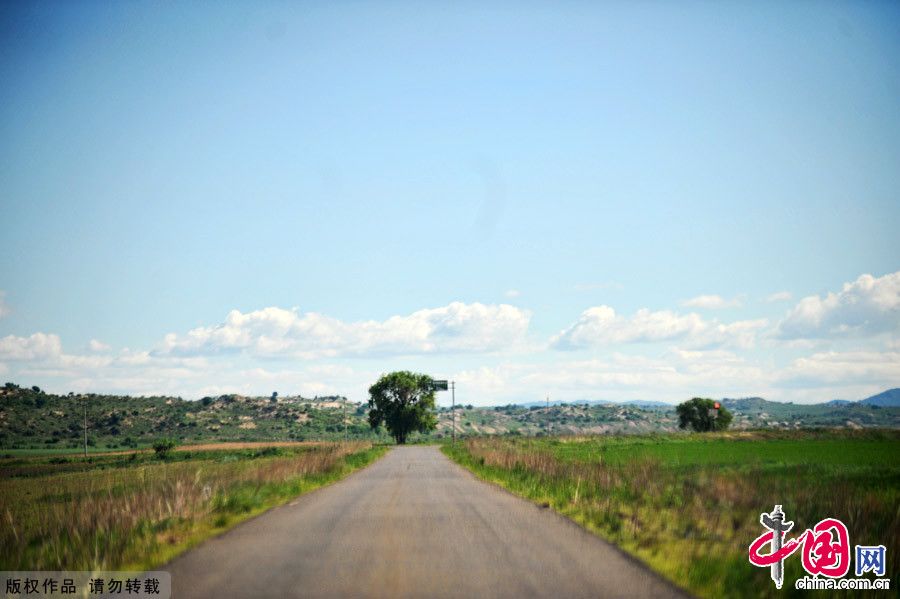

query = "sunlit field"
(444, 430), (900, 598)
(1, 442), (387, 571)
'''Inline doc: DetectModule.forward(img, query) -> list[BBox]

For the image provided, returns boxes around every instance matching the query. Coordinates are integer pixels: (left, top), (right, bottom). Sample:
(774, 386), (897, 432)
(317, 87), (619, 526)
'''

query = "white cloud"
(455, 350), (768, 404)
(0, 333), (63, 361)
(504, 289), (521, 298)
(0, 291), (9, 319)
(766, 291), (793, 303)
(701, 319), (769, 349)
(454, 347), (900, 405)
(159, 302), (531, 359)
(681, 294), (743, 309)
(88, 339), (111, 352)
(2, 295), (894, 405)
(551, 306), (765, 350)
(777, 271), (900, 339)
(552, 306), (703, 348)
(776, 350), (900, 388)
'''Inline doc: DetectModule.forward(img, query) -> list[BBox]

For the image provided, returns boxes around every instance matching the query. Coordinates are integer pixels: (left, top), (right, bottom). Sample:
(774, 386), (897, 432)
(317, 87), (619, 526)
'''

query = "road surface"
(164, 446), (688, 598)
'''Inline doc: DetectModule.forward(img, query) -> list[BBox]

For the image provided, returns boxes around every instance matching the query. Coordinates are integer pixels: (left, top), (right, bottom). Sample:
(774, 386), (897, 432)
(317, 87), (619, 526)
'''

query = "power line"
(451, 381), (456, 444)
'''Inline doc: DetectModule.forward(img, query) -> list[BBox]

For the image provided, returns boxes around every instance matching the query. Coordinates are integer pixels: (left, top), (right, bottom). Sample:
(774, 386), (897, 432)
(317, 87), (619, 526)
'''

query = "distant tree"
(367, 371), (437, 444)
(31, 385), (41, 393)
(270, 391), (278, 403)
(201, 396), (213, 406)
(676, 397), (733, 432)
(153, 438), (177, 458)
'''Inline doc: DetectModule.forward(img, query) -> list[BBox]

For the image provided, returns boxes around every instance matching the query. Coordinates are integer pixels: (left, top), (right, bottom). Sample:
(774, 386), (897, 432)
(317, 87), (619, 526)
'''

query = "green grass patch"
(444, 430), (899, 598)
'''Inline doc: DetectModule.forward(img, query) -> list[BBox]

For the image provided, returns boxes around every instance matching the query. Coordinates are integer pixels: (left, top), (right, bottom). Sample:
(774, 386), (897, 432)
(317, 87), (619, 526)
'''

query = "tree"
(270, 391), (278, 404)
(153, 438), (177, 458)
(676, 397), (733, 432)
(367, 371), (438, 444)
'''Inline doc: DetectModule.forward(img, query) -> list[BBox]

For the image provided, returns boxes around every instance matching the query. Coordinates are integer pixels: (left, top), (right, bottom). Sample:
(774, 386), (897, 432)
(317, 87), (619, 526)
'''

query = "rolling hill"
(1, 382), (899, 451)
(860, 388), (900, 407)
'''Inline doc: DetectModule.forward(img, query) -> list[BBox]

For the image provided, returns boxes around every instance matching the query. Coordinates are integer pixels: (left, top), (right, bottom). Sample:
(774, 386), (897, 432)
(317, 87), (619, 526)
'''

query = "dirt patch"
(176, 441), (322, 451)
(317, 401), (344, 409)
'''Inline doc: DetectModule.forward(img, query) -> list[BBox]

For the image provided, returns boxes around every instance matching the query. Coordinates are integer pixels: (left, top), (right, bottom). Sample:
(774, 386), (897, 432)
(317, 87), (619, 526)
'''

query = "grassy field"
(1, 441), (387, 571)
(444, 429), (899, 598)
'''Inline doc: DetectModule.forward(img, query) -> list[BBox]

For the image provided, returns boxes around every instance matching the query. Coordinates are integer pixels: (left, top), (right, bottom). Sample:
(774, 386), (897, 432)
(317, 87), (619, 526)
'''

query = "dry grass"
(1, 441), (382, 571)
(168, 441), (322, 452)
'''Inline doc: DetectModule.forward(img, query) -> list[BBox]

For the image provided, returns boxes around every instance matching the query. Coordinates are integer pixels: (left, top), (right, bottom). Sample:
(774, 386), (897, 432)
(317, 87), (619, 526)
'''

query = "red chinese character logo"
(749, 505), (850, 587)
(801, 518), (850, 577)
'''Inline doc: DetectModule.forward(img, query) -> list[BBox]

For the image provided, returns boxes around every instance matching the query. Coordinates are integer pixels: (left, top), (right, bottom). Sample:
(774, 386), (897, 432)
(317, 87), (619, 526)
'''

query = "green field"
(0, 442), (387, 571)
(444, 430), (899, 598)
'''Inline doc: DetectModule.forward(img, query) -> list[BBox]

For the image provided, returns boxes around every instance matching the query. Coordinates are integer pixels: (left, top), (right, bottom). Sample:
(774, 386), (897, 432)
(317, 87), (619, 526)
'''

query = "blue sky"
(1, 1), (898, 404)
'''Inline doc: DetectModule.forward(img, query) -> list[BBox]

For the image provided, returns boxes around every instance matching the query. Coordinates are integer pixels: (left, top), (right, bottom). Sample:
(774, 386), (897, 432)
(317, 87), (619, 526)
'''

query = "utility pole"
(546, 393), (551, 436)
(451, 381), (456, 444)
(82, 398), (88, 459)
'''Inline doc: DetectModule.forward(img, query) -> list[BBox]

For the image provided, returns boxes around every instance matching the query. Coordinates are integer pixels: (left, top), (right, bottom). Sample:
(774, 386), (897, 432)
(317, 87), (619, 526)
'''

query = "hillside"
(0, 383), (386, 450)
(861, 388), (900, 407)
(2, 383), (899, 451)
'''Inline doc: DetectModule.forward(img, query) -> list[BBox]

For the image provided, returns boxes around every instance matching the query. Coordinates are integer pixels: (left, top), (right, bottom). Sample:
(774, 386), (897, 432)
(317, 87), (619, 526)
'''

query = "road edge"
(438, 443), (694, 598)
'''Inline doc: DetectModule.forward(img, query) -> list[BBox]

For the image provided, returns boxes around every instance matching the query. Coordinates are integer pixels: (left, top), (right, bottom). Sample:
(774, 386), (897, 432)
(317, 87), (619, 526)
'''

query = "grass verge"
(443, 430), (899, 598)
(1, 442), (388, 571)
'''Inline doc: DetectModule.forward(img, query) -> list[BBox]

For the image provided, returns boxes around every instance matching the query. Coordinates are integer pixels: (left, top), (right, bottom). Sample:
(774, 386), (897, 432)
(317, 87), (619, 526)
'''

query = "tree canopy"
(676, 397), (733, 432)
(367, 371), (438, 444)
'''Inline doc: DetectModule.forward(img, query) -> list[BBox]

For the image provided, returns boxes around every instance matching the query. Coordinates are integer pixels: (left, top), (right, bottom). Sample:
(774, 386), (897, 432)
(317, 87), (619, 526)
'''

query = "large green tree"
(367, 371), (438, 444)
(676, 397), (733, 432)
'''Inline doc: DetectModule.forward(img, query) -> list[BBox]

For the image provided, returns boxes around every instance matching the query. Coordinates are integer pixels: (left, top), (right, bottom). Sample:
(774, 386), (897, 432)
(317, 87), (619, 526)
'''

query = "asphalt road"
(164, 446), (688, 598)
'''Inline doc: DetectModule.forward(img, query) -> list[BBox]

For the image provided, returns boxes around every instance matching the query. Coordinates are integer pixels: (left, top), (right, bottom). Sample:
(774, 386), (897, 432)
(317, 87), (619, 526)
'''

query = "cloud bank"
(681, 294), (743, 309)
(159, 302), (532, 359)
(1, 272), (897, 403)
(551, 306), (766, 350)
(777, 272), (900, 339)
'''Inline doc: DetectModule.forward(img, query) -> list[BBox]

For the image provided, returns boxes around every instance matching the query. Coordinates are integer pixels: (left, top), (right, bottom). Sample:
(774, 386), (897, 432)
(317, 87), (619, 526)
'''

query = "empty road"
(164, 446), (688, 598)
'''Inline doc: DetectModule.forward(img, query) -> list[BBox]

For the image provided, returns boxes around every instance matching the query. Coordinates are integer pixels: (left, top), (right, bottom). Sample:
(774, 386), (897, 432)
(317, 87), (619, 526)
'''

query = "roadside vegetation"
(2, 384), (898, 451)
(444, 429), (900, 598)
(0, 441), (387, 571)
(367, 371), (438, 444)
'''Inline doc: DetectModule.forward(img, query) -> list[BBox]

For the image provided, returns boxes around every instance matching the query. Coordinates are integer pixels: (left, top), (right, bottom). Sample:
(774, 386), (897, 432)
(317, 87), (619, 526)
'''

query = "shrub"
(152, 438), (177, 458)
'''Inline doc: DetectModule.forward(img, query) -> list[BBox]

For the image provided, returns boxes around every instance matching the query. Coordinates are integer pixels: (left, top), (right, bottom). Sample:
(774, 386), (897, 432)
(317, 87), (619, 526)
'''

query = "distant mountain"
(860, 388), (900, 407)
(825, 400), (853, 406)
(621, 400), (673, 409)
(511, 399), (674, 409)
(720, 397), (769, 412)
(513, 399), (611, 408)
(514, 400), (577, 408)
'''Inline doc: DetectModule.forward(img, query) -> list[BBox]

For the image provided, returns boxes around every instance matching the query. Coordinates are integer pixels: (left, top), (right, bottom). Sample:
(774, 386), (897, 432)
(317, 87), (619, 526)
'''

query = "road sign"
(432, 380), (449, 391)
